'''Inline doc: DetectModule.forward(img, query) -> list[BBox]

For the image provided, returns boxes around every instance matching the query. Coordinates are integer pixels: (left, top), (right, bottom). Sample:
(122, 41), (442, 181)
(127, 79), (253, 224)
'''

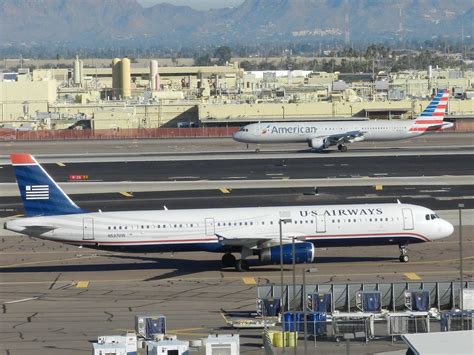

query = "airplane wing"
(215, 233), (304, 249)
(318, 130), (366, 146)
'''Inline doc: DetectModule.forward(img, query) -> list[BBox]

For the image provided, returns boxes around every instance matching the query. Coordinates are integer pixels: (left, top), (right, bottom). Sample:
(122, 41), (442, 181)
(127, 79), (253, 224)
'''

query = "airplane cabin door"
(205, 218), (215, 236)
(315, 214), (326, 233)
(83, 217), (94, 240)
(402, 208), (414, 230)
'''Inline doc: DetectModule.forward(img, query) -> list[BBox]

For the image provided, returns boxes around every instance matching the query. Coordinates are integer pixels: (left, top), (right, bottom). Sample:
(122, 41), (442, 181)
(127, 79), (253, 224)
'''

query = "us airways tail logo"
(25, 185), (49, 200)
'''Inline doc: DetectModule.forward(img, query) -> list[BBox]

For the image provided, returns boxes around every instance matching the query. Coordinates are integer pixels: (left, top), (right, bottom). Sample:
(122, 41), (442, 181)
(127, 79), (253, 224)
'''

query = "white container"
(146, 339), (189, 355)
(205, 334), (240, 355)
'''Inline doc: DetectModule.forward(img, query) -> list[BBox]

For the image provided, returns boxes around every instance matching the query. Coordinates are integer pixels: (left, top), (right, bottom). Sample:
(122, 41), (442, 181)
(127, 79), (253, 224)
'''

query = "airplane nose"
(232, 131), (242, 142)
(445, 220), (454, 236)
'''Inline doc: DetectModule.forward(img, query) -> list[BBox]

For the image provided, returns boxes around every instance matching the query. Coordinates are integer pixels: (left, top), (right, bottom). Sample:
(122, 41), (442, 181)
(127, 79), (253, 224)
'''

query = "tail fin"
(11, 153), (84, 216)
(411, 90), (451, 131)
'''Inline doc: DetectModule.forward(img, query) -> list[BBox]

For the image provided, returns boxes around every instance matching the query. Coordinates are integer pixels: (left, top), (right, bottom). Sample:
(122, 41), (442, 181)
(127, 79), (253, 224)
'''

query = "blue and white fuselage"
(4, 154), (453, 270)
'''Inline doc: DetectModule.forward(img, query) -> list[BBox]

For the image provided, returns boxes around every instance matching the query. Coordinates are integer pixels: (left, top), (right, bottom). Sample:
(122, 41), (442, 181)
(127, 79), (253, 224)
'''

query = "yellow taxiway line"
(76, 281), (90, 288)
(242, 277), (257, 285)
(404, 272), (422, 280)
(119, 192), (134, 197)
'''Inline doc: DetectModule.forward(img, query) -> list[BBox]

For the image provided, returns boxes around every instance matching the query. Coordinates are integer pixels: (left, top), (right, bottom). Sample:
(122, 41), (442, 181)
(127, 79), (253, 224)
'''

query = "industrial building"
(0, 56), (473, 131)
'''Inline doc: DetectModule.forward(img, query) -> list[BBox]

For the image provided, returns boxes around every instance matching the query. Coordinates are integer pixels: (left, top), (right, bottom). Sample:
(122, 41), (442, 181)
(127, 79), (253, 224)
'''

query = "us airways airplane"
(233, 90), (453, 152)
(5, 154), (453, 271)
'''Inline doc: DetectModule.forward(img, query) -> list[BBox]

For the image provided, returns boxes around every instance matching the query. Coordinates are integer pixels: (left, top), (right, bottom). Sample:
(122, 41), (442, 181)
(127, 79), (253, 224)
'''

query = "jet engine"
(309, 138), (330, 150)
(259, 242), (315, 265)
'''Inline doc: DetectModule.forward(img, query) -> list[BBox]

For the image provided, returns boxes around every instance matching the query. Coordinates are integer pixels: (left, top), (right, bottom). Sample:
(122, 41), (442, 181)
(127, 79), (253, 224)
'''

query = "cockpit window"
(426, 214), (440, 220)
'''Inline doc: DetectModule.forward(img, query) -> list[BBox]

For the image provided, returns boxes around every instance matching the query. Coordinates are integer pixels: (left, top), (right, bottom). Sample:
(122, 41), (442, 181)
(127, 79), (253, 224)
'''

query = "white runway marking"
(3, 297), (39, 304)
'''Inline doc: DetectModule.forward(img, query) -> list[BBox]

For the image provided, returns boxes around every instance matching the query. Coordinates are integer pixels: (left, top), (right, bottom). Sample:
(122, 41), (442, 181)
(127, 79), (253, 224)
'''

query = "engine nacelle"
(260, 242), (315, 265)
(309, 138), (329, 150)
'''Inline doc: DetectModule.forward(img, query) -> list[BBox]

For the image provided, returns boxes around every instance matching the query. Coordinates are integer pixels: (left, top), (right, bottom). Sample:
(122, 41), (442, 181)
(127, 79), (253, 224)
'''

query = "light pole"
(279, 217), (292, 351)
(292, 237), (296, 355)
(458, 203), (464, 328)
(303, 268), (319, 355)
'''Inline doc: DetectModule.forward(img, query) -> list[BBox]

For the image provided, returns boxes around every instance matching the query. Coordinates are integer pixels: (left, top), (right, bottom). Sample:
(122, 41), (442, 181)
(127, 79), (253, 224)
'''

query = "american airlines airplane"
(233, 90), (453, 152)
(5, 154), (453, 271)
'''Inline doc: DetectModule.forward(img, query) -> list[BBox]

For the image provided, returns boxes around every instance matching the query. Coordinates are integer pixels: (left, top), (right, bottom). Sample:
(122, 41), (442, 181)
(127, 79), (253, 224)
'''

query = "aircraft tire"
(222, 253), (237, 267)
(235, 259), (250, 272)
(399, 255), (409, 263)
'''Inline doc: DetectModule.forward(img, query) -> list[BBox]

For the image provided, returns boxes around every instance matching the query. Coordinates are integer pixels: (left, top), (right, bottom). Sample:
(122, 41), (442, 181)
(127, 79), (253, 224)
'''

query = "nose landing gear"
(399, 244), (409, 262)
(337, 144), (348, 152)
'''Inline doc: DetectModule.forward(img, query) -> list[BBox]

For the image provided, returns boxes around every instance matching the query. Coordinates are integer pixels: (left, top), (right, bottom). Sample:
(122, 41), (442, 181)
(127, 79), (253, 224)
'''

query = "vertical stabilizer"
(11, 153), (84, 216)
(411, 90), (450, 132)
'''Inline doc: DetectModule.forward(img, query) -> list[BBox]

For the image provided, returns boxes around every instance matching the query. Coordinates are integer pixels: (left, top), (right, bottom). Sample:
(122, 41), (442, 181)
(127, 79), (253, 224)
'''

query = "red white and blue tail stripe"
(11, 153), (84, 216)
(410, 90), (451, 132)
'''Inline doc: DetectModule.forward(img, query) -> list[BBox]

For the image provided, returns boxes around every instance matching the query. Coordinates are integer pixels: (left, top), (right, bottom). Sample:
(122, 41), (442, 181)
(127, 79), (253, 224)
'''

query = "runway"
(1, 154), (474, 183)
(1, 134), (473, 354)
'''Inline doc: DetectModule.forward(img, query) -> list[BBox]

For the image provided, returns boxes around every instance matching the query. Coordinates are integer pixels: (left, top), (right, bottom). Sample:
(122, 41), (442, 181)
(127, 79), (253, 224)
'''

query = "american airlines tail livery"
(233, 90), (453, 152)
(5, 154), (453, 271)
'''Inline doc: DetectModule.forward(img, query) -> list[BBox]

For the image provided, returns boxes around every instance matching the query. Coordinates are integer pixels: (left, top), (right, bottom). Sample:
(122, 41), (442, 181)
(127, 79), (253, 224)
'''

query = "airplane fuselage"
(233, 120), (429, 145)
(6, 203), (453, 254)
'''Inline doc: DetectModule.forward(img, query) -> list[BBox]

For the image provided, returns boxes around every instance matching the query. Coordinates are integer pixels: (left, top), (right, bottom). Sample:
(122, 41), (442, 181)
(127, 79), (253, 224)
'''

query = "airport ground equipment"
(356, 291), (382, 312)
(332, 313), (375, 342)
(257, 298), (281, 317)
(462, 289), (474, 309)
(404, 290), (430, 311)
(441, 310), (474, 331)
(307, 293), (333, 313)
(306, 312), (328, 337)
(94, 332), (138, 355)
(387, 312), (430, 341)
(146, 339), (189, 355)
(205, 334), (240, 355)
(135, 314), (166, 340)
(257, 281), (474, 313)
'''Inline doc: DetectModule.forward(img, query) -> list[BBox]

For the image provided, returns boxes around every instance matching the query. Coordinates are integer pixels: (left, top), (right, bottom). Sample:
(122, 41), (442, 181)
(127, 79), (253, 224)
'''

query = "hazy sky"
(137, 0), (245, 10)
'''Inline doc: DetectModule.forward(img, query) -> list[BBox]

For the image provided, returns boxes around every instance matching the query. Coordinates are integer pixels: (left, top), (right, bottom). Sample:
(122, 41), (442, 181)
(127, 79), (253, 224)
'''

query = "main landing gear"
(222, 253), (236, 267)
(222, 253), (251, 271)
(399, 244), (409, 263)
(337, 144), (348, 152)
(235, 259), (250, 272)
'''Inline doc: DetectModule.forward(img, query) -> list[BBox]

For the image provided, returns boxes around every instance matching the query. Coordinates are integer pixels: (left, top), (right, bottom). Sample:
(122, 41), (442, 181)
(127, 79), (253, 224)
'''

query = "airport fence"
(0, 127), (240, 141)
(257, 281), (474, 313)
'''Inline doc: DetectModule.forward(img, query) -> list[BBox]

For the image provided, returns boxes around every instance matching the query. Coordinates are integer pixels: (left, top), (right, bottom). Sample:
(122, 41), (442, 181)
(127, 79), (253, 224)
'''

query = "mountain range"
(0, 0), (472, 48)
